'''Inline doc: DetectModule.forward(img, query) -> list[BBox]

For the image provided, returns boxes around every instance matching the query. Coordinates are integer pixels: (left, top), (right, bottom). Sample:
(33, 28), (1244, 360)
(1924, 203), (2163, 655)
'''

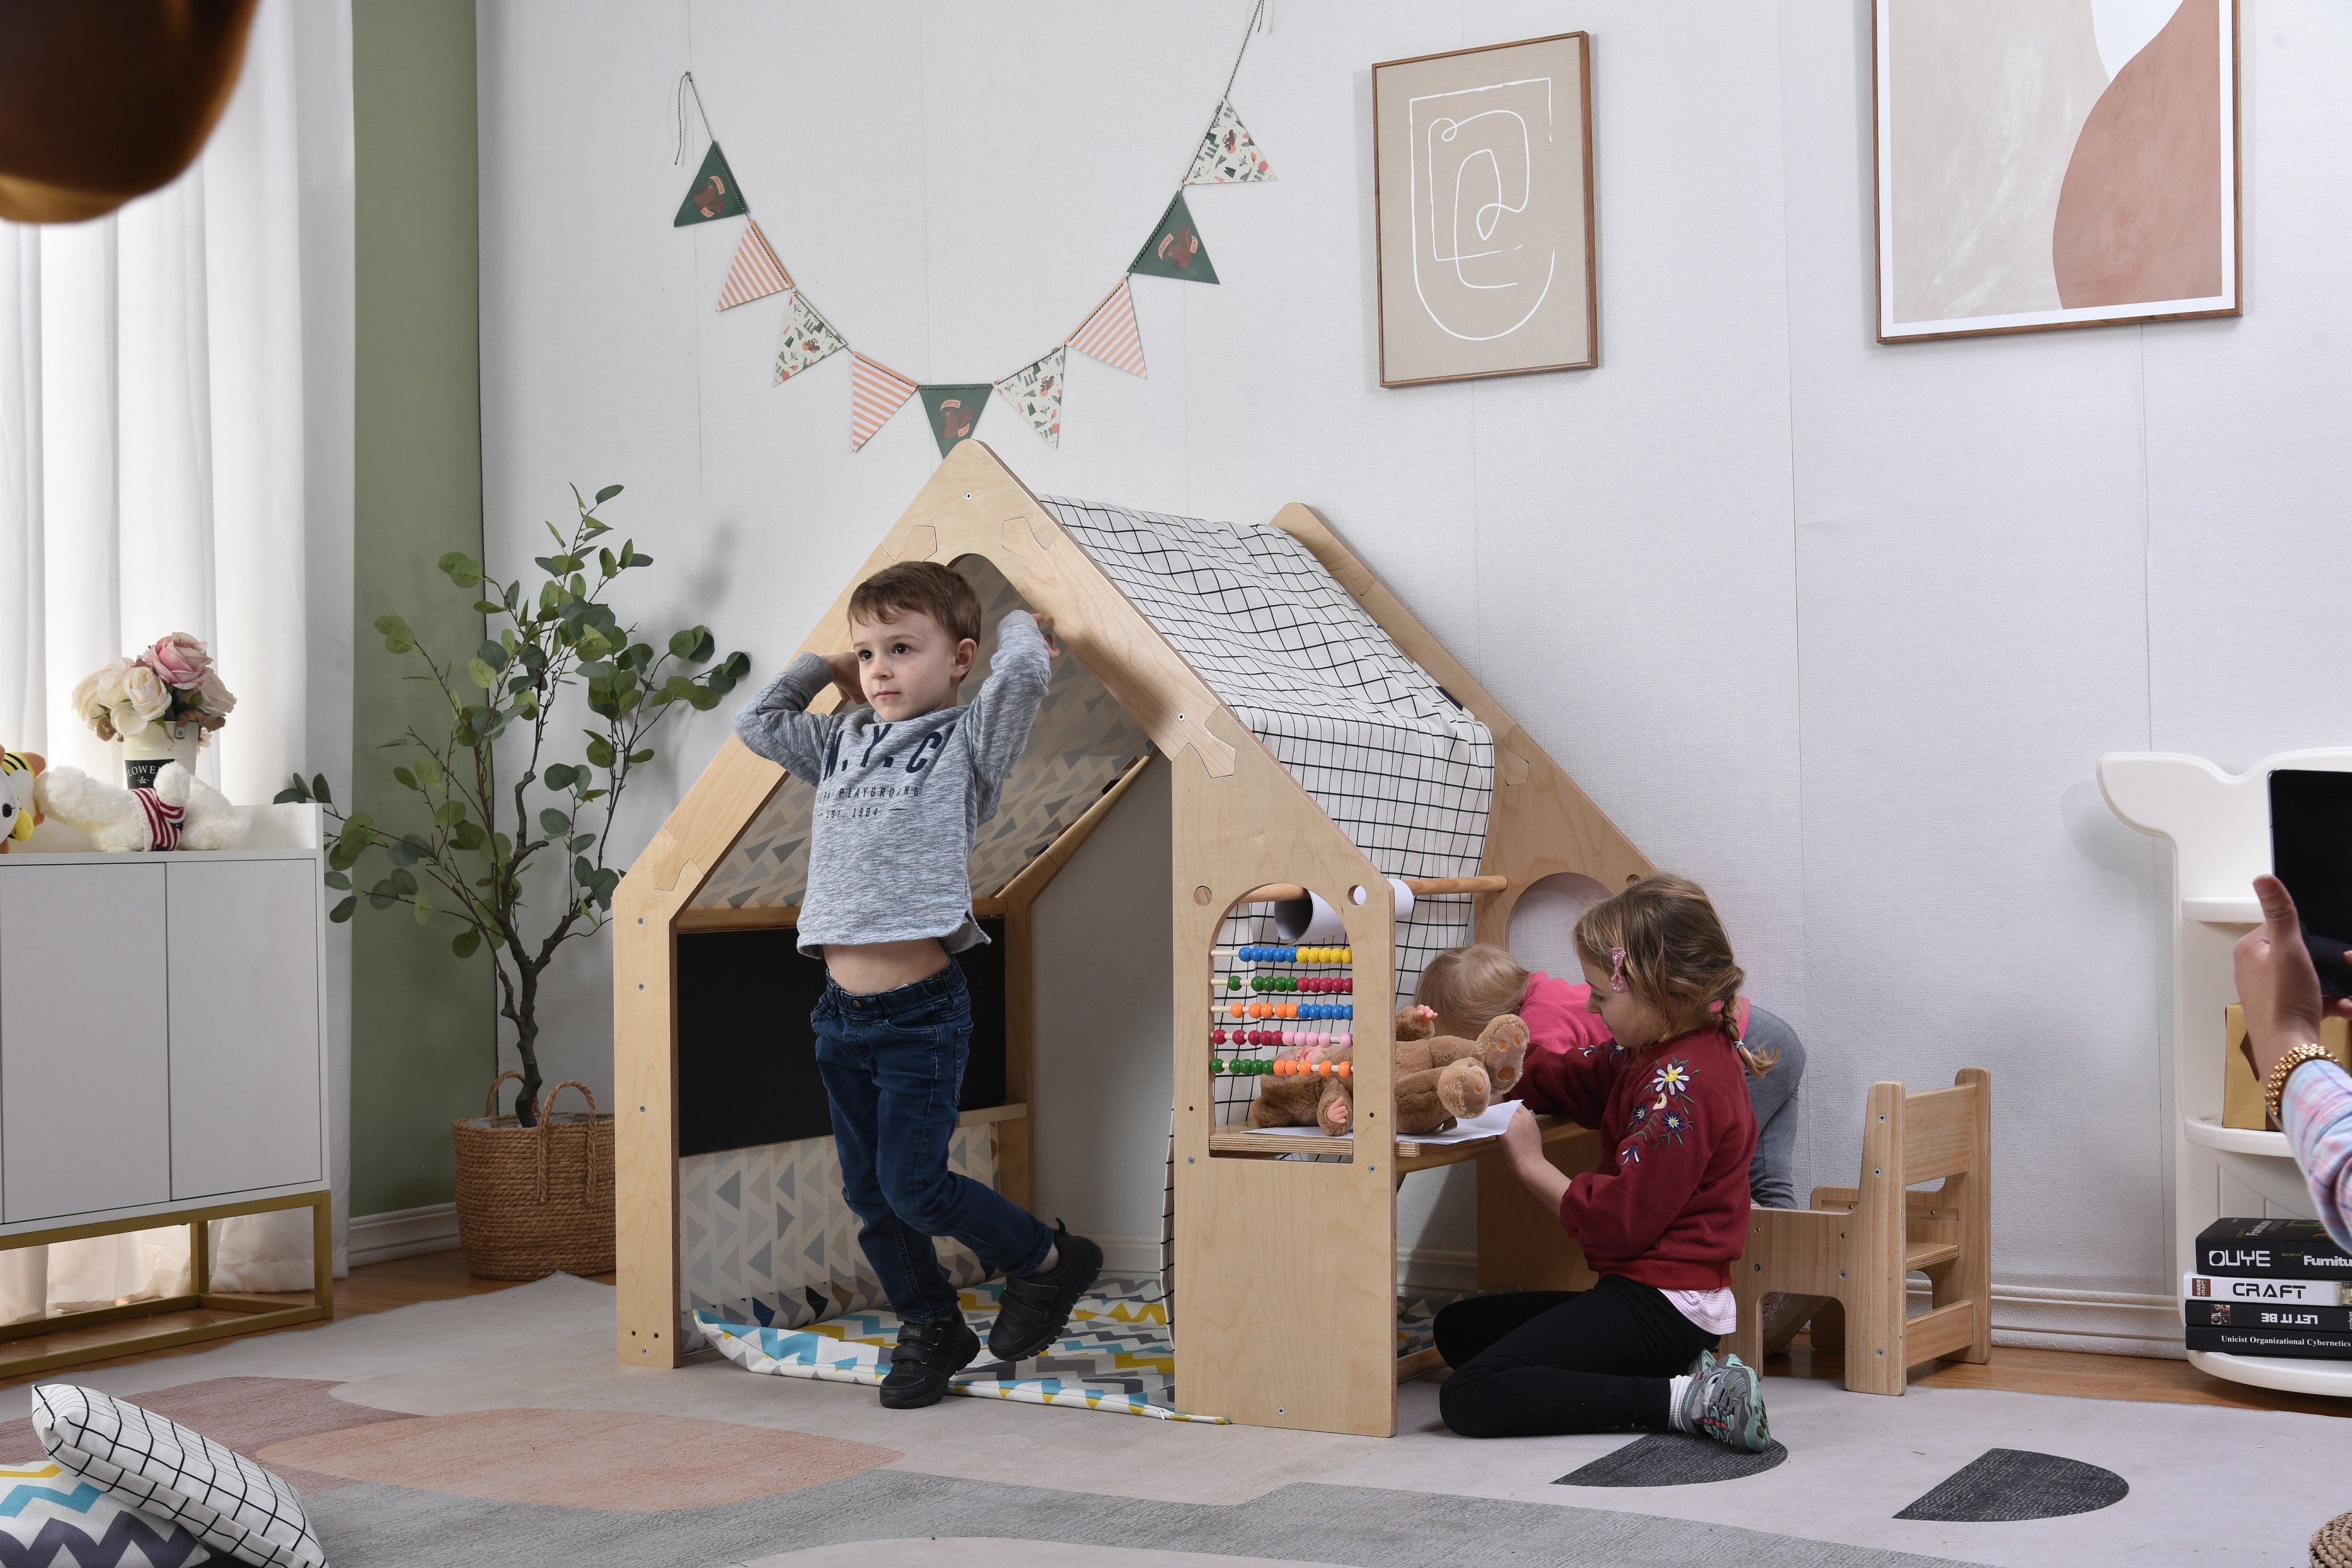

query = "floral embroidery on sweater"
(1619, 1055), (1696, 1165)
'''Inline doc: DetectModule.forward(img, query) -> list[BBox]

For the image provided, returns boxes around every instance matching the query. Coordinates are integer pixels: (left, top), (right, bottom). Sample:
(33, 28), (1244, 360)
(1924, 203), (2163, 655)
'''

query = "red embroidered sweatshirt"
(1508, 972), (1758, 1290)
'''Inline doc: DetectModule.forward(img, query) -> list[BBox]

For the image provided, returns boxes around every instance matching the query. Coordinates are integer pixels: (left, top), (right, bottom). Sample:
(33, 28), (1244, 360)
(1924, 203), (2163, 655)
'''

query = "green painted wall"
(350, 0), (493, 1217)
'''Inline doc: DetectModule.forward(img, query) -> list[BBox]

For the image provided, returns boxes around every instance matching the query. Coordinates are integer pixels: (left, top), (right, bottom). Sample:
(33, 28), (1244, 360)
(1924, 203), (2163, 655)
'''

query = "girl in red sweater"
(1428, 875), (1770, 1451)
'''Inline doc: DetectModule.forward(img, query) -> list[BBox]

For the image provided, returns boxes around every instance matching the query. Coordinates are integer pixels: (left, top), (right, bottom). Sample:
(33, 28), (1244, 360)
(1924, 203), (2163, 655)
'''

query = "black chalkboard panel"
(676, 920), (1008, 1158)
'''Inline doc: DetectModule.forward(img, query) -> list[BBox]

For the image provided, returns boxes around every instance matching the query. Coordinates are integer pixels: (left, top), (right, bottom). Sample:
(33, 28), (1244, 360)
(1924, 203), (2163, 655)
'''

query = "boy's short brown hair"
(848, 561), (981, 645)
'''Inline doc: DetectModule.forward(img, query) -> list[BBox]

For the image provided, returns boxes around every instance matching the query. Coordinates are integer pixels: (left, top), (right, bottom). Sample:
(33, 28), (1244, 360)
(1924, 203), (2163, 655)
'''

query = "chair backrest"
(1900, 1077), (1983, 1187)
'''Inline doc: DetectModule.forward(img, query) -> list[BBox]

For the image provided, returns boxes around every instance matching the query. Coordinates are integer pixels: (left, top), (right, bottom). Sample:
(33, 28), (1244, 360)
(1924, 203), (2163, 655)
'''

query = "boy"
(734, 561), (1103, 1408)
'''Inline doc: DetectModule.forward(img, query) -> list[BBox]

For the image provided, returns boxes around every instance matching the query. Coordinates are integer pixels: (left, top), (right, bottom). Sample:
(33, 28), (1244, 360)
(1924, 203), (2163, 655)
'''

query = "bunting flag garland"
(919, 384), (993, 456)
(1129, 192), (1218, 285)
(1066, 280), (1146, 378)
(1185, 96), (1275, 185)
(849, 353), (920, 450)
(995, 347), (1065, 447)
(674, 141), (748, 226)
(718, 219), (794, 310)
(670, 1), (1270, 453)
(774, 291), (847, 383)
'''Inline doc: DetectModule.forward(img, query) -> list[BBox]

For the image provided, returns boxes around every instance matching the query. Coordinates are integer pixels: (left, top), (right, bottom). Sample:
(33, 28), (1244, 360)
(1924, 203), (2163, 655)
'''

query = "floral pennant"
(850, 353), (920, 450)
(718, 220), (794, 311)
(1129, 191), (1217, 284)
(995, 347), (1064, 447)
(674, 141), (748, 226)
(919, 384), (992, 457)
(1066, 278), (1146, 378)
(1185, 96), (1275, 184)
(774, 292), (847, 384)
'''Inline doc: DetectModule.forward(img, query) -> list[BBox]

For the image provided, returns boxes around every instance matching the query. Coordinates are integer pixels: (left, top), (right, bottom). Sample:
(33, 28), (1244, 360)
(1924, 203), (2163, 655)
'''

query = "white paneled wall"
(476, 1), (2352, 1322)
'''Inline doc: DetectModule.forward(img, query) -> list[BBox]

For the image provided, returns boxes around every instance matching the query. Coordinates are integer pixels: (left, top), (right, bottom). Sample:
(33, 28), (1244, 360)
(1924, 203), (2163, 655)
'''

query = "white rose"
(70, 657), (136, 740)
(109, 663), (172, 737)
(195, 668), (236, 718)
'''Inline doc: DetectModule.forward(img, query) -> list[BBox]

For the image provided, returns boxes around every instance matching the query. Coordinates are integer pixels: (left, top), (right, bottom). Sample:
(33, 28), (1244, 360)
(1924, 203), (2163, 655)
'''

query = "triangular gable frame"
(614, 441), (1650, 1434)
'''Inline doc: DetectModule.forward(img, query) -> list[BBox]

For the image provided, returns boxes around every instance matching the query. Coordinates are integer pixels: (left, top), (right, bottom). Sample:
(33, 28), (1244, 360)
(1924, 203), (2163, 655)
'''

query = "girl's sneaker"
(1675, 1351), (1772, 1453)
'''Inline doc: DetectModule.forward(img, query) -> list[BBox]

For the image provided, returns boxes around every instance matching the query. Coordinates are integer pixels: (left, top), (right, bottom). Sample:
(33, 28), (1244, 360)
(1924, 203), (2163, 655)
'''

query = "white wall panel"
(478, 0), (2342, 1311)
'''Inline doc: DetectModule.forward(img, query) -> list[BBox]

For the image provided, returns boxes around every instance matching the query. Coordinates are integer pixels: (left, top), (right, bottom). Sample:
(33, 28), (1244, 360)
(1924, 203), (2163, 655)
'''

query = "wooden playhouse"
(612, 441), (1653, 1436)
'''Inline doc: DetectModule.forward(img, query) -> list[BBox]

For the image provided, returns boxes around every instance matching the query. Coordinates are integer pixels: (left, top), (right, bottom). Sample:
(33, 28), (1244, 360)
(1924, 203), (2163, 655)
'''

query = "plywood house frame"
(612, 441), (1652, 1435)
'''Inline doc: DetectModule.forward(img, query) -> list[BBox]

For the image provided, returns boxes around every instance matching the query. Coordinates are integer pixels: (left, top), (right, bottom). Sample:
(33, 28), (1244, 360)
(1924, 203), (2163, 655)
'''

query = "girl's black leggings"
(1435, 1275), (1717, 1438)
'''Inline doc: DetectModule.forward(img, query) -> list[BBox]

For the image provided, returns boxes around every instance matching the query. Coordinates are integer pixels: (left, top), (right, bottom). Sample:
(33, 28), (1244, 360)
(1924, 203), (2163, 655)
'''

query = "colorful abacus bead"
(1228, 1001), (1244, 1020)
(1227, 974), (1242, 991)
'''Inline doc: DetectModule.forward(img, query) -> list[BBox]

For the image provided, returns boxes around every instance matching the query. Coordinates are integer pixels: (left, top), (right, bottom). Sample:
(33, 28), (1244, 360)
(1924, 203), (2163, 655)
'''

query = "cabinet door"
(1, 862), (172, 1222)
(166, 859), (322, 1199)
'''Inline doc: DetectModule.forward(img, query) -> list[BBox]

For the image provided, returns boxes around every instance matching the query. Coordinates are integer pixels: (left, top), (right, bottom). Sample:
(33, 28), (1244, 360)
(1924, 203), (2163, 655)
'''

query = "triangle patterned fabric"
(849, 354), (920, 450)
(0, 1460), (210, 1567)
(1066, 278), (1146, 378)
(1185, 95), (1276, 184)
(716, 219), (793, 311)
(995, 346), (1066, 447)
(773, 292), (846, 384)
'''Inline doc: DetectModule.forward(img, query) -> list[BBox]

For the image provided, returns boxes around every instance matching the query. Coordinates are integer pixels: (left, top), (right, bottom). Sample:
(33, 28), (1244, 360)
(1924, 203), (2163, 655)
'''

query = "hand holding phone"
(2267, 769), (2352, 996)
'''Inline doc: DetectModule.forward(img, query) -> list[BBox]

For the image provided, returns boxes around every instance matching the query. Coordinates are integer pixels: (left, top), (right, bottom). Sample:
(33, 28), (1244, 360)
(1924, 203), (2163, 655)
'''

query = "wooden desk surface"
(1206, 1112), (1594, 1175)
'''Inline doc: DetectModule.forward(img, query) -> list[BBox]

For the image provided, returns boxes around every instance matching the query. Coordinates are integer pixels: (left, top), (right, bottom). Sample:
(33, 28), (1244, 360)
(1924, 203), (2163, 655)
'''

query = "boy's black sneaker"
(878, 1315), (981, 1409)
(987, 1221), (1104, 1361)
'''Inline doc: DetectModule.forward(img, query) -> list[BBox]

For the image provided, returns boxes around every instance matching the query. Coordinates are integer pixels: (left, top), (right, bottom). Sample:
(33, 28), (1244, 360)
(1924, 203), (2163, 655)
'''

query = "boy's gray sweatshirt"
(732, 611), (1051, 960)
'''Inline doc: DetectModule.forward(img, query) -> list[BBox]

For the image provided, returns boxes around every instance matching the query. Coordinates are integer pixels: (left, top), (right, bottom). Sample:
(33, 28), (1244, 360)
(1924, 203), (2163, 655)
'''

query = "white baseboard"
(348, 1203), (462, 1268)
(1095, 1233), (1163, 1278)
(1976, 1282), (2186, 1360)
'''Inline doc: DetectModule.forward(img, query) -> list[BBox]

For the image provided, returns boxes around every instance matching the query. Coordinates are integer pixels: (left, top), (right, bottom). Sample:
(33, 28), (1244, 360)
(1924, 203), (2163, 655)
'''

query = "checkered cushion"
(0, 1458), (211, 1566)
(32, 1384), (323, 1568)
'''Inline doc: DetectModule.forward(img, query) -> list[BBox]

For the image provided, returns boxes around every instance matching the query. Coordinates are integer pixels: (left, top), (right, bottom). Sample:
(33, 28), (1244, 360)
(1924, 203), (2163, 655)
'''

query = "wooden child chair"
(1725, 1067), (1991, 1394)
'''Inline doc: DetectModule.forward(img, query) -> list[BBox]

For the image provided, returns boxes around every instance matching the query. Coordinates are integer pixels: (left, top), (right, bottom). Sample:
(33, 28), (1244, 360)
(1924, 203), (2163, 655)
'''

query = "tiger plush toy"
(0, 750), (44, 850)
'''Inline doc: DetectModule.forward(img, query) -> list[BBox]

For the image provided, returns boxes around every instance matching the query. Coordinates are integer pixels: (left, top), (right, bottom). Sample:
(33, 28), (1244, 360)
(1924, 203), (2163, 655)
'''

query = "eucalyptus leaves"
(278, 483), (749, 1125)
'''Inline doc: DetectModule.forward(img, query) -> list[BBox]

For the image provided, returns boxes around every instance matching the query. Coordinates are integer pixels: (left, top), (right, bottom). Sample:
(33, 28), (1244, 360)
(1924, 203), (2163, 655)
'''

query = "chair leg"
(1845, 1081), (1909, 1396)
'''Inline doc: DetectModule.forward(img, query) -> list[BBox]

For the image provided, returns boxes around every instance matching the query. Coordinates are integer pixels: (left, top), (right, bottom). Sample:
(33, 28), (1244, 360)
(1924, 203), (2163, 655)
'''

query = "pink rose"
(145, 632), (211, 690)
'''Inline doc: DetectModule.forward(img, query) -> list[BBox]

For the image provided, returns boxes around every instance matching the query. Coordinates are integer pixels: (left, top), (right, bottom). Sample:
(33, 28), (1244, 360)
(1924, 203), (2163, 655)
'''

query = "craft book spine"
(2185, 1325), (2352, 1358)
(2183, 1270), (2352, 1306)
(2186, 1300), (2352, 1331)
(2195, 1218), (2352, 1279)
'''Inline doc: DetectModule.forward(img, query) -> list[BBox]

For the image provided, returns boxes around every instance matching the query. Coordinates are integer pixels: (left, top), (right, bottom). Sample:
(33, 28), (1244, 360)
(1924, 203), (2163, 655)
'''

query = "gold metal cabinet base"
(0, 1188), (332, 1380)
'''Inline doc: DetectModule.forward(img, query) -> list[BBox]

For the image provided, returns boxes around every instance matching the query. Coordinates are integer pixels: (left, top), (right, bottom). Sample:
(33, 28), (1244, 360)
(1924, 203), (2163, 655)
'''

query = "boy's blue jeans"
(811, 962), (1054, 1324)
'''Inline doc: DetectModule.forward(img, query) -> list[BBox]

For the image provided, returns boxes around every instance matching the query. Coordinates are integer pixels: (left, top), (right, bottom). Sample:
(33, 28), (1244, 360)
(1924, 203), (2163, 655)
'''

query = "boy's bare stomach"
(825, 938), (950, 996)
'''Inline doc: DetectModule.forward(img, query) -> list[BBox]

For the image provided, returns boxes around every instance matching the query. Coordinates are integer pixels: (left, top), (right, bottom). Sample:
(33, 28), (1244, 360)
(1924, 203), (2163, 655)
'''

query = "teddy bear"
(35, 762), (243, 852)
(0, 750), (44, 850)
(1248, 1006), (1532, 1139)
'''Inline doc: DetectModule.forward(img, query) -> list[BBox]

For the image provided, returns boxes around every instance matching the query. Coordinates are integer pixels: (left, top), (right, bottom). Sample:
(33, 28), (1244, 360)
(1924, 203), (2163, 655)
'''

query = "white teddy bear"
(35, 762), (244, 852)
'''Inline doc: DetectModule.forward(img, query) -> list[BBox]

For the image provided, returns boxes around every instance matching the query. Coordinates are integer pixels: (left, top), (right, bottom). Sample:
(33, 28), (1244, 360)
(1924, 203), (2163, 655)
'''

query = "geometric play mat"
(695, 1280), (1465, 1425)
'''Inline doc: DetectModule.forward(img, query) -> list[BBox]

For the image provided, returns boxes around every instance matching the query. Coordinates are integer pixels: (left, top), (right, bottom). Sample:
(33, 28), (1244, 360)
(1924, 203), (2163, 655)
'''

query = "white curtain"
(0, 0), (344, 1313)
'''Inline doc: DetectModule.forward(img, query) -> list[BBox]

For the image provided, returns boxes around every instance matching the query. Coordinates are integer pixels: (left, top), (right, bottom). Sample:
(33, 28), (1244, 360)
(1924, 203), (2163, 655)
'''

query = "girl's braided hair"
(1573, 874), (1776, 1077)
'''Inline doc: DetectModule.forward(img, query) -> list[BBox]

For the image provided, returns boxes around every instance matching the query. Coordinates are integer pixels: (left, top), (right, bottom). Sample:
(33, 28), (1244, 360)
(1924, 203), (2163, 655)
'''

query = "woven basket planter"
(2316, 1511), (2352, 1568)
(452, 1073), (615, 1281)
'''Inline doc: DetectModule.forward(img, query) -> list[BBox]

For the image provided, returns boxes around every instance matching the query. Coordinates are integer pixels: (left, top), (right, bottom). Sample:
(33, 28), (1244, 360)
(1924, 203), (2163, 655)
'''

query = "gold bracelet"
(2265, 1042), (2337, 1129)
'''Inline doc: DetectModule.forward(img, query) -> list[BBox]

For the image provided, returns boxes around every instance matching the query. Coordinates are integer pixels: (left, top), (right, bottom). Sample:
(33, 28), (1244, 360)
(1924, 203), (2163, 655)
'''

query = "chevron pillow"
(0, 1458), (211, 1566)
(31, 1384), (323, 1568)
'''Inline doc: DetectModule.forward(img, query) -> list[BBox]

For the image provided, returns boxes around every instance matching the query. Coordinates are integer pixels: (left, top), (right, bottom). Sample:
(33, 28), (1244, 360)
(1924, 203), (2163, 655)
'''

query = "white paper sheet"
(1241, 1100), (1522, 1146)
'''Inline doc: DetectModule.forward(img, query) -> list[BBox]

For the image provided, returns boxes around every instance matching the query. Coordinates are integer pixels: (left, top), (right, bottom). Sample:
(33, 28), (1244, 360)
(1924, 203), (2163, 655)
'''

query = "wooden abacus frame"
(612, 441), (1652, 1435)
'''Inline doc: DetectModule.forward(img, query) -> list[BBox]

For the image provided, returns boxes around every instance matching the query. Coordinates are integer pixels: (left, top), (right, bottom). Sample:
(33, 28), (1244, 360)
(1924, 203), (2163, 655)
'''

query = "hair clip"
(1608, 947), (1630, 994)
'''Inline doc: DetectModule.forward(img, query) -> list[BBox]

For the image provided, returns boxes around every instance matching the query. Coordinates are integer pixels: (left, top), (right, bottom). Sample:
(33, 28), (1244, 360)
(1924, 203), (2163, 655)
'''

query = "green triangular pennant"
(919, 384), (992, 456)
(1129, 191), (1219, 283)
(674, 142), (749, 227)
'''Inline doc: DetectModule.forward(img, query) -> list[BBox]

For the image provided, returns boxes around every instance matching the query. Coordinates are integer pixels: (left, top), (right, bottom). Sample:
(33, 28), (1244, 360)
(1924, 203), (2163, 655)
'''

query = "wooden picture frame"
(1372, 32), (1599, 387)
(1872, 0), (2241, 344)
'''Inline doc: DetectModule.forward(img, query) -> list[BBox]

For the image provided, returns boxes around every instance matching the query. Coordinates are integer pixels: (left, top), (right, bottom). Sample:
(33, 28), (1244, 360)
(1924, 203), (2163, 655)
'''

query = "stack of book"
(2186, 1217), (2352, 1359)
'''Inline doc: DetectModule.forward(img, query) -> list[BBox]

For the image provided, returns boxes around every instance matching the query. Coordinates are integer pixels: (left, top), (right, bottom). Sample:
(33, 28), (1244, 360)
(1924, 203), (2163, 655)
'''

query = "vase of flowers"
(72, 634), (237, 788)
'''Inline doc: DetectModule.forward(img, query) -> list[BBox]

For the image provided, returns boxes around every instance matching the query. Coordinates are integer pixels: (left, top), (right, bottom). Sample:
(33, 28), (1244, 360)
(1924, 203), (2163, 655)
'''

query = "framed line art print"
(1373, 32), (1598, 386)
(1873, 0), (2240, 344)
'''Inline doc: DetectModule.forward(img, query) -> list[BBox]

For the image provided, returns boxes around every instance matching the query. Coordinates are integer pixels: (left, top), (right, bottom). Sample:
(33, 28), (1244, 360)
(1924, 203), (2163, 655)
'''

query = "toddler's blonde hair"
(1415, 944), (1530, 1038)
(1573, 874), (1776, 1077)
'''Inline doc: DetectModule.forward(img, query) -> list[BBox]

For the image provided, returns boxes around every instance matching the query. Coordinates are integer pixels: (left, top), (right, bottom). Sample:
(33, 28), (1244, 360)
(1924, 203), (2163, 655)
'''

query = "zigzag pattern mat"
(697, 1282), (1467, 1424)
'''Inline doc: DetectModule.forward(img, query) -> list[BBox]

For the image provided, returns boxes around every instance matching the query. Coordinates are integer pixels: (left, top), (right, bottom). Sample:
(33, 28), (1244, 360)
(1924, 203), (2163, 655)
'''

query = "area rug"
(7, 1273), (2349, 1566)
(696, 1281), (1470, 1424)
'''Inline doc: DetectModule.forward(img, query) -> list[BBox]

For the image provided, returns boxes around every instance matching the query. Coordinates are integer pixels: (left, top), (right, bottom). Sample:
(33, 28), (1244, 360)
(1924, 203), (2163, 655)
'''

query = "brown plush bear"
(1244, 1009), (1531, 1139)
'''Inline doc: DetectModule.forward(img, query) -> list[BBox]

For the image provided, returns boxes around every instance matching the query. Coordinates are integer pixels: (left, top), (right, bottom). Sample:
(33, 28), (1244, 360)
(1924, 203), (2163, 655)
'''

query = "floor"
(0, 1248), (2333, 1419)
(4, 1265), (2346, 1566)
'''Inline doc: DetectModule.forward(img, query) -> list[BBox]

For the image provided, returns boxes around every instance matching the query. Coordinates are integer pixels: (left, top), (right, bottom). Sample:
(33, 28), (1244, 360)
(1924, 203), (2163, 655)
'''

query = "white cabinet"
(0, 863), (173, 1222)
(166, 858), (322, 1200)
(0, 829), (329, 1233)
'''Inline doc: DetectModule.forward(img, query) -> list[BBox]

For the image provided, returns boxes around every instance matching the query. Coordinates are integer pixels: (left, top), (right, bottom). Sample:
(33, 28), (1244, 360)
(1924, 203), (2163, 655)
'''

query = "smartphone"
(2269, 769), (2352, 995)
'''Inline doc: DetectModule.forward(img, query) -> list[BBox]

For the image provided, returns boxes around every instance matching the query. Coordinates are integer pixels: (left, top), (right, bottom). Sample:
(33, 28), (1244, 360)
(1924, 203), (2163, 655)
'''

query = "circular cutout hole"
(1193, 885), (1212, 906)
(1349, 885), (1368, 906)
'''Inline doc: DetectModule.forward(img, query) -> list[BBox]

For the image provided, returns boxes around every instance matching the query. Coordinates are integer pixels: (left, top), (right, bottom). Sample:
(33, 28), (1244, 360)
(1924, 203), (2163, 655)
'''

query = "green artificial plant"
(280, 483), (749, 1126)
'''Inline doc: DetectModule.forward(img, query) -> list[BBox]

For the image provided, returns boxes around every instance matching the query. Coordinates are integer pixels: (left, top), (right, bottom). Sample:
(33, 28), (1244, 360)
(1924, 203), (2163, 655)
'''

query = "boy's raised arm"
(958, 612), (1055, 786)
(733, 653), (848, 783)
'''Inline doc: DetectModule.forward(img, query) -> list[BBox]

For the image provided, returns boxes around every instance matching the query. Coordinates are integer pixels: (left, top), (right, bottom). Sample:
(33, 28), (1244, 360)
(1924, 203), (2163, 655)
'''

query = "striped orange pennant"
(716, 219), (793, 311)
(1066, 278), (1147, 378)
(849, 353), (919, 451)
